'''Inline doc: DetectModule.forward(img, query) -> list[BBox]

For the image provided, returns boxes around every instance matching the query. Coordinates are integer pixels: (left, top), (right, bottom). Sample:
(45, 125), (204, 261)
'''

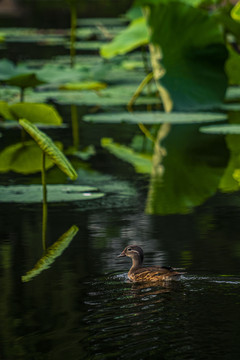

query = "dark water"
(1, 191), (240, 360)
(1, 11), (240, 360)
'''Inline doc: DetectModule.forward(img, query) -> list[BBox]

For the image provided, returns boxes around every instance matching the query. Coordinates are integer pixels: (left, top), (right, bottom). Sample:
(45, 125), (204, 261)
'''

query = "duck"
(118, 245), (182, 282)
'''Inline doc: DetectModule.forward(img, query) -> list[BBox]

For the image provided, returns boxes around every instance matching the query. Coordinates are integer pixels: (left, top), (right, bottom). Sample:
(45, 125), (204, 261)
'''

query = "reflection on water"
(1, 201), (240, 359)
(81, 274), (240, 359)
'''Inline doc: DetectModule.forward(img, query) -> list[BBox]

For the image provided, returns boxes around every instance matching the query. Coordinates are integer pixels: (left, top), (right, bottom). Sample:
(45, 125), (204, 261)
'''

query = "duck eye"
(127, 247), (132, 251)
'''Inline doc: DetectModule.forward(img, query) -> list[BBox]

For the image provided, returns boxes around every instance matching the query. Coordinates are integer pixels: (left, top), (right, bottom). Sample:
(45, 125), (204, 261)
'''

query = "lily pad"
(100, 17), (149, 59)
(59, 81), (107, 91)
(0, 185), (104, 203)
(200, 124), (240, 134)
(0, 140), (62, 174)
(24, 85), (159, 107)
(101, 138), (152, 173)
(22, 225), (79, 282)
(10, 103), (62, 125)
(83, 111), (227, 124)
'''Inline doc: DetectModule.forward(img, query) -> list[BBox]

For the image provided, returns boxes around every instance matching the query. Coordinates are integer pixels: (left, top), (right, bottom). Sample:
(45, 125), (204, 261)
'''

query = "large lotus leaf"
(36, 64), (87, 84)
(10, 103), (62, 125)
(0, 140), (61, 174)
(100, 17), (149, 59)
(0, 59), (44, 88)
(0, 101), (13, 120)
(19, 119), (78, 180)
(0, 185), (104, 203)
(145, 123), (228, 214)
(22, 225), (79, 282)
(147, 2), (228, 110)
(7, 73), (44, 89)
(24, 86), (159, 107)
(200, 124), (240, 134)
(101, 138), (152, 173)
(84, 111), (227, 124)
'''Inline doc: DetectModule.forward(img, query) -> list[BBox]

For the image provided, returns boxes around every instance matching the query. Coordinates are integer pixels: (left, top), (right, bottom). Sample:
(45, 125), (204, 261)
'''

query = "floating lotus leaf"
(0, 101), (13, 120)
(59, 81), (107, 91)
(101, 138), (152, 174)
(22, 225), (79, 282)
(100, 17), (149, 59)
(24, 86), (158, 107)
(10, 103), (62, 125)
(84, 111), (227, 124)
(200, 125), (240, 134)
(19, 119), (78, 180)
(7, 73), (44, 89)
(0, 185), (104, 203)
(0, 140), (60, 174)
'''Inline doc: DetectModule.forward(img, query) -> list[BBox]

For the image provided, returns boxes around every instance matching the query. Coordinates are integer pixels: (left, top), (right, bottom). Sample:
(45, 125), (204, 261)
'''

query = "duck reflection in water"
(118, 245), (184, 283)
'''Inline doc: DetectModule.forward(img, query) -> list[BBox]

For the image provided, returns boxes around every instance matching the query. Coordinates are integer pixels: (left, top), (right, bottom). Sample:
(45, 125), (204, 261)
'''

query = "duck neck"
(130, 255), (143, 272)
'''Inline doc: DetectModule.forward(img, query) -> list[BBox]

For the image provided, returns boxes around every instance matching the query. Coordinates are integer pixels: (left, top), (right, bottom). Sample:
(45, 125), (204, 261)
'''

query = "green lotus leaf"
(0, 140), (60, 174)
(19, 119), (78, 180)
(84, 111), (227, 124)
(22, 225), (79, 282)
(147, 2), (227, 110)
(6, 73), (44, 89)
(100, 17), (149, 59)
(200, 125), (240, 134)
(0, 185), (104, 203)
(10, 103), (62, 125)
(0, 101), (13, 120)
(101, 138), (152, 173)
(59, 81), (107, 91)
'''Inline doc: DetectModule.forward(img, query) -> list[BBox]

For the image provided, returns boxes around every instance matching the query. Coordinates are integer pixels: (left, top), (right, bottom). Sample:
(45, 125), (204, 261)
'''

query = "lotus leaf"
(0, 185), (104, 203)
(10, 103), (62, 125)
(84, 111), (227, 124)
(100, 17), (149, 59)
(19, 119), (78, 180)
(0, 140), (61, 174)
(146, 2), (228, 110)
(200, 125), (240, 134)
(101, 138), (152, 173)
(59, 81), (107, 91)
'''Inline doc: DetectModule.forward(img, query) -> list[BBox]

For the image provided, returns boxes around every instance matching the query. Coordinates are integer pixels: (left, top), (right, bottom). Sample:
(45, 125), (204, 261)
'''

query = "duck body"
(118, 245), (182, 282)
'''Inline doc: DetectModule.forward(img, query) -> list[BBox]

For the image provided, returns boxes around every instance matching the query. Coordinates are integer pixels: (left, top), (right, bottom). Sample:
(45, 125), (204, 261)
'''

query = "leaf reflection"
(21, 225), (79, 282)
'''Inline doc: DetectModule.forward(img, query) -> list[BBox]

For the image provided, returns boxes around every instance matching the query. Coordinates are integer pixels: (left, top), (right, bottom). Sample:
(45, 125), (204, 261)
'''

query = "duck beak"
(117, 250), (126, 258)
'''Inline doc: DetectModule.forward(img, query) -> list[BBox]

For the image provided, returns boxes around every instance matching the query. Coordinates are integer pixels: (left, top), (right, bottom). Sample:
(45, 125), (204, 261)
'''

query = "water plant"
(18, 118), (78, 204)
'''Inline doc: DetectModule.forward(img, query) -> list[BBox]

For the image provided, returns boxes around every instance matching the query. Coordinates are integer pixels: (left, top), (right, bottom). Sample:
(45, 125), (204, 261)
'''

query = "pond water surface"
(1, 181), (240, 359)
(1, 15), (240, 360)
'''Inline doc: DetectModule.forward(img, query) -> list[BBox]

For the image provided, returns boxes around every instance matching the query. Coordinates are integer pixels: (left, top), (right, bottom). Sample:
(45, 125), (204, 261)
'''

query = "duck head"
(118, 245), (144, 266)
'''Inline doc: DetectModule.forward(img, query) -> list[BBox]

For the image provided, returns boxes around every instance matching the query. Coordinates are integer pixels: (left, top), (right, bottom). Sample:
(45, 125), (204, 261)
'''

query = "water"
(1, 13), (240, 360)
(1, 194), (240, 360)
